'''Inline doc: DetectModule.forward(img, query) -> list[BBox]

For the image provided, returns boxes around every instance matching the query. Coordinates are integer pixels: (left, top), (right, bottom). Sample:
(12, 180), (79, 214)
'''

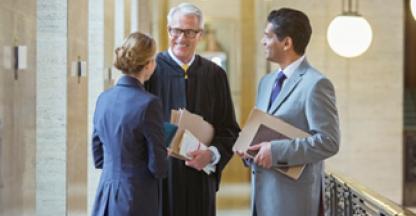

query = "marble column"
(36, 0), (67, 215)
(112, 0), (124, 80)
(87, 0), (104, 214)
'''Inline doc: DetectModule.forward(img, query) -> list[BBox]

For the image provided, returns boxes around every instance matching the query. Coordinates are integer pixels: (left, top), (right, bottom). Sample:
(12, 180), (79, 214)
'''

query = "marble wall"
(36, 0), (68, 215)
(87, 0), (105, 214)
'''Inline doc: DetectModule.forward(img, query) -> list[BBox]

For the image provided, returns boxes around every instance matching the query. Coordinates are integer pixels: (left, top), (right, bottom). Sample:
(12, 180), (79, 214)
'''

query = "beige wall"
(0, 1), (36, 215)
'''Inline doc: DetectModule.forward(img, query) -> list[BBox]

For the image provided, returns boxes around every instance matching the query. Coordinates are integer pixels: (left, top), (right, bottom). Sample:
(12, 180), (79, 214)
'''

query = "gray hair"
(167, 3), (204, 29)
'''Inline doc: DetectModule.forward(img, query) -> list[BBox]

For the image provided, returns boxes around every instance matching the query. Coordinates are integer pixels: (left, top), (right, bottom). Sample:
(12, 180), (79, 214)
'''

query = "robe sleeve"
(210, 66), (241, 189)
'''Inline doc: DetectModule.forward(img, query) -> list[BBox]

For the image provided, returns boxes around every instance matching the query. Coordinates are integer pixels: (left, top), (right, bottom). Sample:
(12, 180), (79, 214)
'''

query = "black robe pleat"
(146, 51), (240, 216)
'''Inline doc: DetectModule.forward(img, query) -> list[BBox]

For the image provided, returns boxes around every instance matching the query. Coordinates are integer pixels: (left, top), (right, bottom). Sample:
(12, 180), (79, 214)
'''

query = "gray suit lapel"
(268, 60), (309, 114)
(258, 71), (278, 111)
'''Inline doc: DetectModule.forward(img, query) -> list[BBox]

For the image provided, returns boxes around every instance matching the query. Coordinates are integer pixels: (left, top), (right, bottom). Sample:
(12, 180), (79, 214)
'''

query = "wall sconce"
(106, 67), (113, 81)
(71, 56), (87, 83)
(411, 0), (416, 20)
(2, 45), (27, 80)
(104, 67), (115, 89)
(327, 0), (373, 58)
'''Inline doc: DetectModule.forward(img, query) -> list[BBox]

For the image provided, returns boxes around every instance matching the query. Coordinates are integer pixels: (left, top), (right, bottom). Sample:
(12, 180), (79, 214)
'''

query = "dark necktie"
(268, 71), (286, 111)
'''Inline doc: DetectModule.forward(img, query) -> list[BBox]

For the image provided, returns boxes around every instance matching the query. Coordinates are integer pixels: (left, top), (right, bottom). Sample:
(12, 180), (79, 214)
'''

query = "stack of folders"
(163, 109), (215, 174)
(233, 108), (310, 180)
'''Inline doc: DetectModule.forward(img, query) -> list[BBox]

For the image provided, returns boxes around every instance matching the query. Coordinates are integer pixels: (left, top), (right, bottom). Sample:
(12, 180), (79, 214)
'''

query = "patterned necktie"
(268, 71), (287, 111)
(182, 64), (189, 79)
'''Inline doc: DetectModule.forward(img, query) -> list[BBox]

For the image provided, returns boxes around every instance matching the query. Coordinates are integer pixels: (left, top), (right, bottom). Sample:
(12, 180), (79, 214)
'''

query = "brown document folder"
(233, 108), (309, 180)
(168, 109), (214, 160)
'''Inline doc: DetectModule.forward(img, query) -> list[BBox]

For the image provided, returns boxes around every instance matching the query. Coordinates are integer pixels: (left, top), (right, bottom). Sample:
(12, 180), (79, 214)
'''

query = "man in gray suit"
(237, 8), (340, 216)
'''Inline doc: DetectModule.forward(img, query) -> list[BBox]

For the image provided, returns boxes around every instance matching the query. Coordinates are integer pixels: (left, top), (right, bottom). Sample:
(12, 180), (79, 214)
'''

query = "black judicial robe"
(146, 51), (240, 216)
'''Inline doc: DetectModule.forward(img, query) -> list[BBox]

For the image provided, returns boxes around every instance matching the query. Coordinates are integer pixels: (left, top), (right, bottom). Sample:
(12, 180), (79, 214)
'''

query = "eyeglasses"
(168, 27), (202, 38)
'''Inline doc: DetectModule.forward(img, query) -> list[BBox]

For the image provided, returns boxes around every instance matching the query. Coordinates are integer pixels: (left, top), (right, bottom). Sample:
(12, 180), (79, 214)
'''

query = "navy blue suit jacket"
(92, 75), (168, 216)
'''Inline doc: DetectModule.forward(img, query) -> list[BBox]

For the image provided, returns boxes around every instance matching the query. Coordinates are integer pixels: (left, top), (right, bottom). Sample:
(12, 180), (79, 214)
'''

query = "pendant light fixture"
(327, 0), (373, 58)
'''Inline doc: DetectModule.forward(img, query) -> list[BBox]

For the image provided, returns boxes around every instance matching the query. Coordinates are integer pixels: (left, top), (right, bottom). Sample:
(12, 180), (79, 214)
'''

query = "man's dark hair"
(267, 8), (312, 55)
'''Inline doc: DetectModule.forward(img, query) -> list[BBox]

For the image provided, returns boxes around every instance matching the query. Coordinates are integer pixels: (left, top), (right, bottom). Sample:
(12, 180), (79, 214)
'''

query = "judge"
(146, 3), (240, 216)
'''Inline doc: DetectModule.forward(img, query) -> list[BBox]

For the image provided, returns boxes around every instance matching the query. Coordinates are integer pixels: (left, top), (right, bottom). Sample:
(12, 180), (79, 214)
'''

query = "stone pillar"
(36, 0), (68, 215)
(131, 0), (139, 33)
(112, 0), (124, 80)
(87, 0), (105, 214)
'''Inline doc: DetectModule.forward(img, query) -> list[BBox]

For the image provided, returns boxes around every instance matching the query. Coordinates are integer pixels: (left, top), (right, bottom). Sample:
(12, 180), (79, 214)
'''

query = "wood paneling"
(240, 0), (256, 125)
(67, 0), (88, 214)
(104, 0), (115, 89)
(158, 0), (169, 51)
(138, 0), (152, 33)
(0, 0), (36, 215)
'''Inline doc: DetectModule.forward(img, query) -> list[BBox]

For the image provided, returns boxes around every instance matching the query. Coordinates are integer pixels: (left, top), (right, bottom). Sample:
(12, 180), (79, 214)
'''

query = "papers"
(179, 130), (206, 160)
(170, 109), (214, 145)
(233, 108), (309, 180)
(164, 109), (215, 174)
(179, 130), (215, 174)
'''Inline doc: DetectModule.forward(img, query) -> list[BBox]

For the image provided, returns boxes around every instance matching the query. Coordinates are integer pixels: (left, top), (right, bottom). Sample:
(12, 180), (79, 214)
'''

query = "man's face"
(168, 14), (202, 63)
(261, 23), (285, 63)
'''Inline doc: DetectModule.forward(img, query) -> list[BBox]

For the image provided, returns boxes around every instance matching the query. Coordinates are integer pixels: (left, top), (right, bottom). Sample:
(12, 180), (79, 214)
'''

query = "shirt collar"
(279, 55), (305, 80)
(168, 48), (195, 68)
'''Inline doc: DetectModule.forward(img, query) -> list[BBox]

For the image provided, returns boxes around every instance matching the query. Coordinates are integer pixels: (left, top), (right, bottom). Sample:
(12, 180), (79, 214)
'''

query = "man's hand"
(167, 147), (173, 156)
(235, 150), (253, 160)
(185, 149), (212, 171)
(249, 142), (272, 169)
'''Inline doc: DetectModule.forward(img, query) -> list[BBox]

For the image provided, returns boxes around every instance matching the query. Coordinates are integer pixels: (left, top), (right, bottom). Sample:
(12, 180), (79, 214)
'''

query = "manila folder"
(233, 108), (310, 180)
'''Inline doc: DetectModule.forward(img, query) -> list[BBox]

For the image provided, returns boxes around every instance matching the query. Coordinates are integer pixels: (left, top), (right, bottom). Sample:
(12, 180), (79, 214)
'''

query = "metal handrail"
(325, 169), (416, 216)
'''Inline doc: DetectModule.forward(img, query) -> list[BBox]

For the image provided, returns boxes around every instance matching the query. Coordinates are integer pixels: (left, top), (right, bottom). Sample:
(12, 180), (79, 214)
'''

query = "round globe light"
(411, 0), (416, 20)
(327, 15), (373, 58)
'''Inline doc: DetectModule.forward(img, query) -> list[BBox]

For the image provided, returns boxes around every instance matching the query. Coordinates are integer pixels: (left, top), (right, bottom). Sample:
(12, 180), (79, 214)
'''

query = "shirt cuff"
(208, 146), (221, 165)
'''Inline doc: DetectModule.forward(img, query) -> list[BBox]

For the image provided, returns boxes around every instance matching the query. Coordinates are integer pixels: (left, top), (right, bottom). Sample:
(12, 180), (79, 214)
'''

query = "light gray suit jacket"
(252, 59), (340, 216)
